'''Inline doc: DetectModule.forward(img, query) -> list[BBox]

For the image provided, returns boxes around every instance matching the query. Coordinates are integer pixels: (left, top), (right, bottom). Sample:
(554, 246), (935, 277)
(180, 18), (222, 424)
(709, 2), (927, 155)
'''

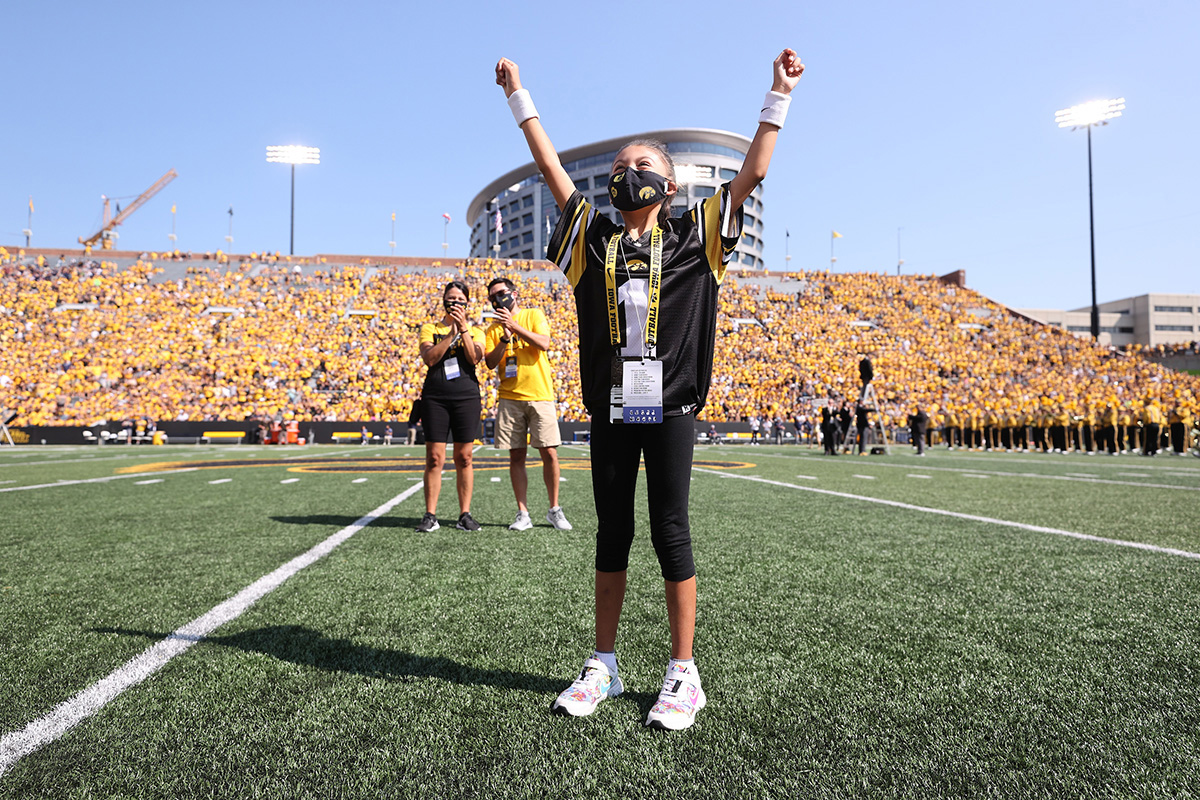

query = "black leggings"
(590, 414), (696, 582)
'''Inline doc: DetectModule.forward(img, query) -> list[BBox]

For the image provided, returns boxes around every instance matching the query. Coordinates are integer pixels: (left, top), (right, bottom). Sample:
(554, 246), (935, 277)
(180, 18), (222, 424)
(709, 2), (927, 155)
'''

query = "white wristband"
(759, 90), (791, 128)
(507, 88), (539, 127)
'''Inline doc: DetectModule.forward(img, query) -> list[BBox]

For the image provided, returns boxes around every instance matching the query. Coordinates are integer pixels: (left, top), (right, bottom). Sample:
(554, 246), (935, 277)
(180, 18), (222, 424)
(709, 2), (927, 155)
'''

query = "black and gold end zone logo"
(118, 456), (756, 476)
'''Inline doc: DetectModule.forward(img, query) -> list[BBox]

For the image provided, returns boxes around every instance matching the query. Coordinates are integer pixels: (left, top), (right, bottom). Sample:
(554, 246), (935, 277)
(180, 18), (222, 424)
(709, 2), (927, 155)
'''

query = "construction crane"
(79, 169), (177, 249)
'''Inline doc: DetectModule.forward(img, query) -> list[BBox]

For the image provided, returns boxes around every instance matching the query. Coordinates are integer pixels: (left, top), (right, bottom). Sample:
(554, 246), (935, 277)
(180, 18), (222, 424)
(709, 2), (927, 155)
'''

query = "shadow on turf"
(92, 624), (662, 710)
(270, 514), (510, 531)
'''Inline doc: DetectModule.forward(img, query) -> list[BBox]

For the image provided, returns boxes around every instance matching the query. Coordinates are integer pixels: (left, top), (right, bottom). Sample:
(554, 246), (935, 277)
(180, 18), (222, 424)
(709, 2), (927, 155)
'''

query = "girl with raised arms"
(495, 49), (804, 730)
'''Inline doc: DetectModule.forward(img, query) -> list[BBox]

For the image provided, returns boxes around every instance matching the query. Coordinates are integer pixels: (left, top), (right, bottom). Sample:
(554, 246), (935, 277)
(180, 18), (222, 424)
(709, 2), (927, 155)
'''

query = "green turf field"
(2, 442), (1199, 798)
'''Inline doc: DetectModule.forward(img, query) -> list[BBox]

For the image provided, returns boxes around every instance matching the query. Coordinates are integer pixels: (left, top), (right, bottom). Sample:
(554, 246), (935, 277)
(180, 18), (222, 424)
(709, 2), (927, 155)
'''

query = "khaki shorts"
(494, 398), (561, 450)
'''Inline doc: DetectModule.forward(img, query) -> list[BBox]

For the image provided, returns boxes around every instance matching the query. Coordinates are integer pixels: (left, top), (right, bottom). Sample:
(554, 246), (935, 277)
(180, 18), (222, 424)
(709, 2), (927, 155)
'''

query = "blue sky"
(4, 0), (1197, 310)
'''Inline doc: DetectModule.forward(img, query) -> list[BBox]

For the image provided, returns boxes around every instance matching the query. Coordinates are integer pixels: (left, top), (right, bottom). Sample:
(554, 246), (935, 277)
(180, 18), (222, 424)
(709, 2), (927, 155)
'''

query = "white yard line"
(0, 455), (133, 469)
(0, 482), (424, 776)
(694, 467), (1200, 561)
(279, 448), (365, 461)
(0, 469), (198, 493)
(928, 453), (1200, 475)
(770, 446), (1200, 475)
(734, 450), (1199, 491)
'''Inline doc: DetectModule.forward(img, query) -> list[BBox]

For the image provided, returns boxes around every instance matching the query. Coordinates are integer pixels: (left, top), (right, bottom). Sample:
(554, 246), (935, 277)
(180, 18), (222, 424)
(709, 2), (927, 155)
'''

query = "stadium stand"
(1, 249), (1196, 455)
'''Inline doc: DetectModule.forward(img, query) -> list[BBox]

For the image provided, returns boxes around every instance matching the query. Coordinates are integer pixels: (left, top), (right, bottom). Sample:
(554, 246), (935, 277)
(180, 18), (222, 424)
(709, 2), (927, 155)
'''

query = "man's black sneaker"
(415, 512), (440, 532)
(456, 512), (481, 531)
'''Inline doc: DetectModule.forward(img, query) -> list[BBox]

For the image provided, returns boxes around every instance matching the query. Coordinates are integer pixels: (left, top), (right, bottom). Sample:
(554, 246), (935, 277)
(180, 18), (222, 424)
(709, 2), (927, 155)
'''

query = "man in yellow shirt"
(484, 278), (572, 531)
(1142, 398), (1164, 456)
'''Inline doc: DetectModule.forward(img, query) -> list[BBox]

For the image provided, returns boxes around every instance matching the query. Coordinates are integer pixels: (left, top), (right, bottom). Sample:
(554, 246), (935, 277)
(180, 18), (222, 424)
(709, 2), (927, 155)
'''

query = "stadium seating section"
(1, 253), (1196, 433)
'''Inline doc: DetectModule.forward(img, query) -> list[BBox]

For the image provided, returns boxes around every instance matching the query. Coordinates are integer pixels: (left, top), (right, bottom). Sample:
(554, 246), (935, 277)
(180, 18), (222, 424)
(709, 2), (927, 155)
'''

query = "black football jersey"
(547, 186), (743, 415)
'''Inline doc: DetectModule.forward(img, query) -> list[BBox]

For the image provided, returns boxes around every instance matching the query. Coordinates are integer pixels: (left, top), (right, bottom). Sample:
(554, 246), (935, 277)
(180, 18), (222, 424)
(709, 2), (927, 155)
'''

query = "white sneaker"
(509, 510), (533, 531)
(546, 506), (573, 530)
(551, 657), (622, 716)
(645, 661), (706, 731)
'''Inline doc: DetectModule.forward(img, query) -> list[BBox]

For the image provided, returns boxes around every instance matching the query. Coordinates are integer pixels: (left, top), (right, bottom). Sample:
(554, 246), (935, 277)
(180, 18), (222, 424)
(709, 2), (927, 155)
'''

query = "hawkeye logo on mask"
(608, 167), (670, 212)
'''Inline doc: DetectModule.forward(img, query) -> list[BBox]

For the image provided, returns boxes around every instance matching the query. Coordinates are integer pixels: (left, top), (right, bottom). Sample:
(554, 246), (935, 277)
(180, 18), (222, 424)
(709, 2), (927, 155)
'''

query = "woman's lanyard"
(603, 226), (662, 357)
(439, 322), (463, 380)
(603, 227), (664, 423)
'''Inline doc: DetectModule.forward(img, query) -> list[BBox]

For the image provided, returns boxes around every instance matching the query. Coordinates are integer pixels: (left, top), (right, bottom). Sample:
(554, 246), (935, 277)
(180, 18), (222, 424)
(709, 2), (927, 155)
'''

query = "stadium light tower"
(1055, 98), (1124, 341)
(266, 145), (320, 256)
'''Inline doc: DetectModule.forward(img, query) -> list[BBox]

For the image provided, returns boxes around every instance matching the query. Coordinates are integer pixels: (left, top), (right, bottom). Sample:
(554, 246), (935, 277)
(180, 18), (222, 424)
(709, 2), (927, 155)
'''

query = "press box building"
(1016, 293), (1200, 347)
(466, 129), (767, 270)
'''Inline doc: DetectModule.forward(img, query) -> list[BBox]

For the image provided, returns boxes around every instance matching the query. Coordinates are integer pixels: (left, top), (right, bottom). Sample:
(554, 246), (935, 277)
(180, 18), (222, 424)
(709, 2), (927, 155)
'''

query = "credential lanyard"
(604, 227), (662, 354)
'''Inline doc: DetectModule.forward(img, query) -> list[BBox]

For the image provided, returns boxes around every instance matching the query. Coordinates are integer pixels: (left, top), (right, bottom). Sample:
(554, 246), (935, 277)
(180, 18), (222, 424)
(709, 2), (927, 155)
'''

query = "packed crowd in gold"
(1, 252), (1196, 443)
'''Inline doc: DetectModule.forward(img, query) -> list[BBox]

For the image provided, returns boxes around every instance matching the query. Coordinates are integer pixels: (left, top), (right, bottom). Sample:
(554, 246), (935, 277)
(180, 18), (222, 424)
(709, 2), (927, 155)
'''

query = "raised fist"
(495, 58), (522, 98)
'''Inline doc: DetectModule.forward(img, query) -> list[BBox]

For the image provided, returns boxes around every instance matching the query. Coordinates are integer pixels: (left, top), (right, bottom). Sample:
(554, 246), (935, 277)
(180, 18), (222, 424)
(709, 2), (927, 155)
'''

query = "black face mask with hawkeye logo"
(608, 167), (671, 212)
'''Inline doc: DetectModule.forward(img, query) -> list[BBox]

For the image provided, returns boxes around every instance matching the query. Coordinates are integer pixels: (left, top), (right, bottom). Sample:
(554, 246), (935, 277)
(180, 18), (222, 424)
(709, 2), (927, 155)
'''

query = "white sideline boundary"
(694, 468), (1200, 561)
(720, 448), (1200, 492)
(0, 482), (424, 777)
(0, 469), (199, 493)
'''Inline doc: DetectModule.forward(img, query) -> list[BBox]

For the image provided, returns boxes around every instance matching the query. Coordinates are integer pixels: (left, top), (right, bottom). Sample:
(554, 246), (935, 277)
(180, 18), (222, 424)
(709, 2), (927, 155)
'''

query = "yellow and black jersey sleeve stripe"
(547, 190), (594, 289)
(693, 183), (743, 285)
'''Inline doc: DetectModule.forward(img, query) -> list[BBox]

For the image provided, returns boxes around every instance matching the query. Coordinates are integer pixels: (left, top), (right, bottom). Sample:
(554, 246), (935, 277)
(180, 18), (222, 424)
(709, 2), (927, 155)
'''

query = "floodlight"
(266, 145), (321, 255)
(266, 145), (321, 165)
(1055, 98), (1124, 129)
(1055, 98), (1125, 340)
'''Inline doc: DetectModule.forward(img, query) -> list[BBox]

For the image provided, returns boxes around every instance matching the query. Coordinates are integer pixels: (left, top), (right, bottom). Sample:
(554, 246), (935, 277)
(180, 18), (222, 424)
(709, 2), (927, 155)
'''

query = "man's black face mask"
(489, 291), (515, 311)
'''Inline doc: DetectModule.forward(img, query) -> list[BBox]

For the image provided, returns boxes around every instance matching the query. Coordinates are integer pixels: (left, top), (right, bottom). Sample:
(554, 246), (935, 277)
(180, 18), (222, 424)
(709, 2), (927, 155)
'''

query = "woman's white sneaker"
(550, 657), (622, 716)
(645, 662), (706, 730)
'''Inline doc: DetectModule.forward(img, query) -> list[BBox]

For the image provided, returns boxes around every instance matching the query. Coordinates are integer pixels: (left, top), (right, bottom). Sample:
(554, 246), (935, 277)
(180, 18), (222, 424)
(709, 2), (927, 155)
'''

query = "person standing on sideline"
(406, 400), (421, 446)
(912, 405), (929, 455)
(483, 276), (572, 531)
(821, 405), (836, 455)
(1142, 397), (1163, 456)
(838, 401), (852, 453)
(415, 281), (486, 532)
(854, 401), (870, 454)
(749, 414), (761, 445)
(496, 47), (803, 731)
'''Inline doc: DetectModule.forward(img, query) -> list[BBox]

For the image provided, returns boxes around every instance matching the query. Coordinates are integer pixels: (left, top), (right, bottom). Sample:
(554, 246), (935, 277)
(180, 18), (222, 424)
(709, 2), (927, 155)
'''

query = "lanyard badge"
(621, 359), (663, 423)
(605, 228), (664, 423)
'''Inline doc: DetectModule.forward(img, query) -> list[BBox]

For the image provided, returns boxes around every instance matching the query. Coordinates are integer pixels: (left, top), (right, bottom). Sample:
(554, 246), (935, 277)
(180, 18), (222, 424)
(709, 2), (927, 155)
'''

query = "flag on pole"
(831, 230), (843, 238)
(28, 197), (34, 214)
(442, 212), (452, 223)
(171, 204), (176, 214)
(493, 208), (503, 233)
(228, 206), (234, 217)
(391, 212), (396, 222)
